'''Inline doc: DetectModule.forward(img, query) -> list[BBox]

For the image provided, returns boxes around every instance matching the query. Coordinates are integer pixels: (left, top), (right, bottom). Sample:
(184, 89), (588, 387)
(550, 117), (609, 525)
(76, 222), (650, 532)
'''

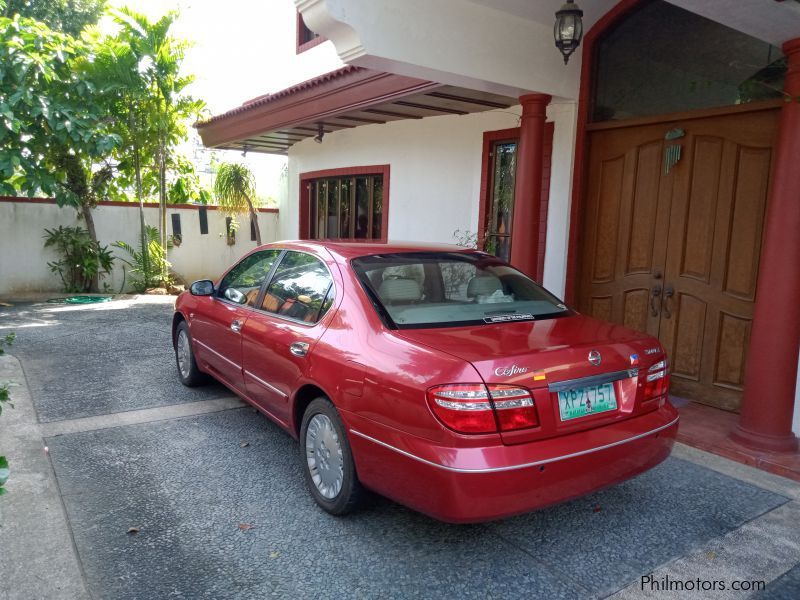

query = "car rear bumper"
(344, 401), (678, 523)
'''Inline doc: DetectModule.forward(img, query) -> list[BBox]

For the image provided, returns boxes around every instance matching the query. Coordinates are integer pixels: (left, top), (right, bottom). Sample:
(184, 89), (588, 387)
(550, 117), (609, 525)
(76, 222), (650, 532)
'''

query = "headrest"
(378, 277), (422, 303)
(467, 275), (503, 297)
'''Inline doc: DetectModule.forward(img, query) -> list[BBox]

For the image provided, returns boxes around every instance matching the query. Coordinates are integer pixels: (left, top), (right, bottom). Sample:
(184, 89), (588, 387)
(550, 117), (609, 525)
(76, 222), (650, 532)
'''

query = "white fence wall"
(0, 199), (279, 295)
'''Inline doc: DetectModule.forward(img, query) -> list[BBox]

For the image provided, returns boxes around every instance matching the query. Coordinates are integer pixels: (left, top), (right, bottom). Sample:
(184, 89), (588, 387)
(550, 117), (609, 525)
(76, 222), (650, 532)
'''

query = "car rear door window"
(260, 251), (334, 324)
(218, 250), (281, 307)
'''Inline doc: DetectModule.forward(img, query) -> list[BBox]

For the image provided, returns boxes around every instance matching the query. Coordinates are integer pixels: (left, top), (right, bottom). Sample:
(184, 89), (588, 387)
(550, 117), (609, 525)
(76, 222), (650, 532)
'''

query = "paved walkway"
(0, 297), (798, 599)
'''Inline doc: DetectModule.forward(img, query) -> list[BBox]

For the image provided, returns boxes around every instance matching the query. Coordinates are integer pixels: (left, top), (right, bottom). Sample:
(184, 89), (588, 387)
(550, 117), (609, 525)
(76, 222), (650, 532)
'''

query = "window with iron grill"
(306, 175), (384, 240)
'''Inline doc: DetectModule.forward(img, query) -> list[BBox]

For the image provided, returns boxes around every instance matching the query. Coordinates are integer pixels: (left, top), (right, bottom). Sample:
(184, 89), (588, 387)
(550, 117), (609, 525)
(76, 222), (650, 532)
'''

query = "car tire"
(300, 397), (364, 516)
(174, 321), (208, 387)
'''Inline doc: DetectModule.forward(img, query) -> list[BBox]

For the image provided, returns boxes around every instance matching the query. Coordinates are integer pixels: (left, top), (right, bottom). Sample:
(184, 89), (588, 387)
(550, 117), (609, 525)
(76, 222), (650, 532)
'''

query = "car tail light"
(426, 384), (539, 434)
(490, 386), (539, 430)
(643, 360), (669, 400)
(426, 384), (497, 433)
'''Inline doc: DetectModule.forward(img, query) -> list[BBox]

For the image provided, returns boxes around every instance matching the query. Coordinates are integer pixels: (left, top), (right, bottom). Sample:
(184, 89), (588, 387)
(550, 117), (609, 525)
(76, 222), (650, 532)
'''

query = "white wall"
(286, 103), (577, 297)
(542, 101), (578, 299)
(0, 201), (279, 295)
(286, 109), (517, 245)
(298, 0), (798, 103)
(297, 0), (588, 99)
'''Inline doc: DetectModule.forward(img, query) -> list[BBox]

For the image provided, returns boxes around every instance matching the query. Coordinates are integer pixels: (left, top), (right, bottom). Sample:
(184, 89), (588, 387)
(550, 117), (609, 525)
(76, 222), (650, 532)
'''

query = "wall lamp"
(554, 0), (584, 64)
(314, 123), (325, 144)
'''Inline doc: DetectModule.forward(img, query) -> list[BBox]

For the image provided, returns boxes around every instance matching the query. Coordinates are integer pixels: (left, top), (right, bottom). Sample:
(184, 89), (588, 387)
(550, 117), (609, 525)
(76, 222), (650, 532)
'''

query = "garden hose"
(46, 296), (113, 304)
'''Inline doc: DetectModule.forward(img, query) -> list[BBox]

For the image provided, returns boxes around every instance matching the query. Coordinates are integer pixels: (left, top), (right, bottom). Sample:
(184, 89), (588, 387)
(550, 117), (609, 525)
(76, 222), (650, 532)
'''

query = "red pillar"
(510, 94), (551, 278)
(731, 38), (800, 453)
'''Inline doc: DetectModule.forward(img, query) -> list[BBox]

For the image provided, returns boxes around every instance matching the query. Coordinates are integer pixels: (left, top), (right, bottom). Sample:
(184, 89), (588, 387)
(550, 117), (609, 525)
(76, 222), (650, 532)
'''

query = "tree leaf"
(0, 456), (10, 486)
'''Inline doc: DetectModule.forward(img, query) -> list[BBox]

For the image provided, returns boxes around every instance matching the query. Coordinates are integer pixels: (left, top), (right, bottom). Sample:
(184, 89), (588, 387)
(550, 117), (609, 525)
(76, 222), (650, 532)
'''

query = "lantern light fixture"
(314, 122), (325, 143)
(554, 0), (584, 65)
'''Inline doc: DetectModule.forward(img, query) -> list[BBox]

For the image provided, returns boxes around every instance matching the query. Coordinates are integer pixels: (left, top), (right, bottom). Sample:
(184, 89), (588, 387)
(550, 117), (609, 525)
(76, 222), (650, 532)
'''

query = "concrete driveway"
(0, 297), (798, 599)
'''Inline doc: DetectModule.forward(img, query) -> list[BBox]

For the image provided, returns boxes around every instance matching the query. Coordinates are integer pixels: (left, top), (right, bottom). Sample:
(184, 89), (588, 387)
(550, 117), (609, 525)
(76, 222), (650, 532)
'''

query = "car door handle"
(289, 341), (309, 357)
(230, 319), (242, 333)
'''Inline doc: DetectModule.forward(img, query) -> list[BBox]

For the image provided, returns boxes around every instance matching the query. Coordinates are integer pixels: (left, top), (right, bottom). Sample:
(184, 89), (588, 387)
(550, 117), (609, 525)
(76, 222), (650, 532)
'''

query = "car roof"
(264, 240), (476, 260)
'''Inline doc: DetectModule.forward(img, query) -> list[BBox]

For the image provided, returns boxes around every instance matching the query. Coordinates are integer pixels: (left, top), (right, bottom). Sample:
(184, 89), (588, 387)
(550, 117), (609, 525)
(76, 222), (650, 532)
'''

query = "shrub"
(113, 225), (172, 292)
(43, 226), (115, 293)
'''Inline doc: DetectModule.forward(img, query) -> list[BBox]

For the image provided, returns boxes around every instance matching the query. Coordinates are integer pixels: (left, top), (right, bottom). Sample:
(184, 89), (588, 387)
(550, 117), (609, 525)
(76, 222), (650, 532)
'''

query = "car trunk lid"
(396, 314), (667, 444)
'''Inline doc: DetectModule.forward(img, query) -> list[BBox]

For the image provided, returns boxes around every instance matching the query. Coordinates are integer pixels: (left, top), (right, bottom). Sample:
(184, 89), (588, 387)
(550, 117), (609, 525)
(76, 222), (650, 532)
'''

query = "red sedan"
(173, 241), (677, 523)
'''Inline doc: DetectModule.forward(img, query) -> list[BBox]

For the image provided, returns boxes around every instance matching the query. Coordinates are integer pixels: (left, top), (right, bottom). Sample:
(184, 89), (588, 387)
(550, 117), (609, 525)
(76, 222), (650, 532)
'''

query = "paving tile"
(48, 409), (587, 600)
(47, 409), (789, 599)
(758, 563), (800, 600)
(1, 301), (230, 421)
(487, 457), (788, 596)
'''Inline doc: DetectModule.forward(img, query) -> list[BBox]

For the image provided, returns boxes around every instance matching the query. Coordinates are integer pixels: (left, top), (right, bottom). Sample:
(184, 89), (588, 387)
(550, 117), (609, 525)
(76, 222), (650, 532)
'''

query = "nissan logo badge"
(588, 349), (602, 366)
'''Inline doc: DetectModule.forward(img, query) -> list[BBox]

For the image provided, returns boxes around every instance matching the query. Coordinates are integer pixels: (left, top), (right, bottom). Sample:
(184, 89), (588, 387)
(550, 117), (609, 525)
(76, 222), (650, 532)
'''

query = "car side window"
(260, 251), (334, 324)
(218, 250), (281, 307)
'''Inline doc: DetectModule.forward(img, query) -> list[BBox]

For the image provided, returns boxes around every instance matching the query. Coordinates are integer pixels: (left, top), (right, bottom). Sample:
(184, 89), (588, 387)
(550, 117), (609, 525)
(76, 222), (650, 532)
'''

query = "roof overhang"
(195, 66), (519, 155)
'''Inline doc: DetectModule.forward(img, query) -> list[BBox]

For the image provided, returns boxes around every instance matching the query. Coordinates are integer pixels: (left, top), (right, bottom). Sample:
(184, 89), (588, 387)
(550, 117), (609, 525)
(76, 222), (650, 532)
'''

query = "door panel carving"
(714, 312), (751, 389)
(670, 293), (706, 381)
(579, 107), (778, 410)
(626, 142), (662, 274)
(680, 136), (723, 282)
(591, 156), (625, 283)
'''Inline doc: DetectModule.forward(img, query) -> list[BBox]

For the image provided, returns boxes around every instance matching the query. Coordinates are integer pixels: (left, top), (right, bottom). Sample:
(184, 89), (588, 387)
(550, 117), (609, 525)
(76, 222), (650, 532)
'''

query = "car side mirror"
(190, 280), (215, 296)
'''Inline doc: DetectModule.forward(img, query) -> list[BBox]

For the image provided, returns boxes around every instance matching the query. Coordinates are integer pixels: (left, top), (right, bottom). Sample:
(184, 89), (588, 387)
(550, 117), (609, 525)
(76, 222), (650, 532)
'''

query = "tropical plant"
(87, 7), (205, 282)
(43, 226), (115, 293)
(2, 0), (105, 36)
(0, 332), (15, 357)
(453, 229), (478, 249)
(0, 379), (12, 415)
(168, 155), (212, 204)
(113, 225), (172, 292)
(0, 333), (14, 414)
(1, 4), (204, 288)
(0, 9), (121, 290)
(0, 11), (119, 196)
(453, 228), (498, 254)
(0, 455), (9, 495)
(113, 8), (203, 271)
(214, 163), (262, 245)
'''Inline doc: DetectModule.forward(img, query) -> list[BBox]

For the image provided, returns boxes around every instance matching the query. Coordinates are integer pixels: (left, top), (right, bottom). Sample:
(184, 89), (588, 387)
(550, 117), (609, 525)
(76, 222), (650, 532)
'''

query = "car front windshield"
(351, 252), (570, 329)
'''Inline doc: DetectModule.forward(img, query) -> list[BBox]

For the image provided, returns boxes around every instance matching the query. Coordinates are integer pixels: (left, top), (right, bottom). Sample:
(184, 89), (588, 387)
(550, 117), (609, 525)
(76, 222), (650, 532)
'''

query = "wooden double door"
(578, 106), (779, 410)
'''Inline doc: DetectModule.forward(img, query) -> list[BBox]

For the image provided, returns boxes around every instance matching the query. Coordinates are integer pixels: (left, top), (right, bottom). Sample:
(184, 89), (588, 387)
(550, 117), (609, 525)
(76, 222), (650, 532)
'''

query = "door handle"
(650, 285), (662, 317)
(289, 341), (309, 357)
(230, 319), (242, 333)
(663, 285), (674, 319)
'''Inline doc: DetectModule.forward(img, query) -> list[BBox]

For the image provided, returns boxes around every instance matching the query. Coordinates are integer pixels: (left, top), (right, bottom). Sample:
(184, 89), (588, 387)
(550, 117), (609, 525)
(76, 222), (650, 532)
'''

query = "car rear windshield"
(351, 252), (570, 329)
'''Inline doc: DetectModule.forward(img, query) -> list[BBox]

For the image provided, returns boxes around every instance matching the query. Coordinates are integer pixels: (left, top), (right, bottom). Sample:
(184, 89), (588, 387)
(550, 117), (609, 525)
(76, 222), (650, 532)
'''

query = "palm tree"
(214, 163), (262, 246)
(113, 7), (202, 282)
(87, 27), (152, 281)
(91, 7), (204, 283)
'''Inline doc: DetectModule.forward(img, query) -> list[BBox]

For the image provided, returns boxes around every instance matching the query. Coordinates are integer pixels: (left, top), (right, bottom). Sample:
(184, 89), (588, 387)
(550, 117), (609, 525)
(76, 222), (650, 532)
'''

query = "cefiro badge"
(494, 364), (528, 376)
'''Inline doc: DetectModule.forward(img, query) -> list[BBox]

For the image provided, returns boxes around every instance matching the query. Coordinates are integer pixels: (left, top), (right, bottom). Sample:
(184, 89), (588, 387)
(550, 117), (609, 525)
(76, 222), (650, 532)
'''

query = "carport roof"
(194, 66), (518, 155)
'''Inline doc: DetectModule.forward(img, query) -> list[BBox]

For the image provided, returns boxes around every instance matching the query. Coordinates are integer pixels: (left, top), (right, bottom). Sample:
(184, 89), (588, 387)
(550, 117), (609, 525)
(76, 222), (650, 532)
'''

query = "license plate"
(557, 383), (617, 421)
